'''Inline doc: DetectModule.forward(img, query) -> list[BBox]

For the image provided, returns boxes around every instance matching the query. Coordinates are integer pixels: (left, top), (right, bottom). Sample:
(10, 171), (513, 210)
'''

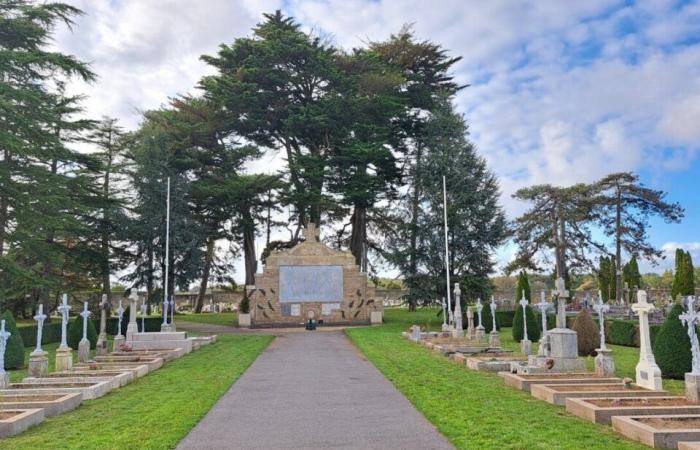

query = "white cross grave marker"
(593, 290), (610, 351)
(553, 277), (569, 328)
(680, 296), (700, 375)
(80, 302), (91, 341)
(632, 290), (662, 390)
(116, 299), (125, 338)
(490, 296), (497, 331)
(33, 304), (47, 354)
(476, 297), (483, 328)
(535, 291), (551, 338)
(519, 290), (529, 341)
(57, 293), (71, 348)
(0, 320), (11, 381)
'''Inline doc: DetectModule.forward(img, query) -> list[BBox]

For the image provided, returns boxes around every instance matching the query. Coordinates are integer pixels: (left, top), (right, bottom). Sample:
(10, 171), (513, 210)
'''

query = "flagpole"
(162, 177), (171, 329)
(443, 176), (451, 316)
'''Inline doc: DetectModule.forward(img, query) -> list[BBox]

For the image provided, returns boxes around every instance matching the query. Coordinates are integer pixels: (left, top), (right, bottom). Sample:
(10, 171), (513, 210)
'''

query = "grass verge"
(346, 308), (648, 449)
(175, 312), (237, 327)
(1, 334), (272, 449)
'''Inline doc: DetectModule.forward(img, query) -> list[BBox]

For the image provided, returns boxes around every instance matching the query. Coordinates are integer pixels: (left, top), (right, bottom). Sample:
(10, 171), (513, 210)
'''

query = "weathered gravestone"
(29, 304), (48, 377)
(248, 223), (381, 327)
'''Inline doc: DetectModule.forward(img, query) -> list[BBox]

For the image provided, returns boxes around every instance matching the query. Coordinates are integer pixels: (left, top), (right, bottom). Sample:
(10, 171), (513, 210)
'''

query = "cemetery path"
(176, 331), (454, 450)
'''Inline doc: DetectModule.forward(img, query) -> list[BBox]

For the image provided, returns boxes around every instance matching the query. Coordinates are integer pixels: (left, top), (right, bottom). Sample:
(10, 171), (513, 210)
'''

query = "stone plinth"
(521, 339), (532, 355)
(475, 325), (485, 342)
(54, 347), (72, 372)
(78, 339), (90, 363)
(549, 328), (578, 358)
(595, 348), (615, 377)
(524, 327), (586, 373)
(112, 335), (125, 352)
(0, 372), (8, 389)
(370, 311), (383, 325)
(95, 334), (108, 356)
(28, 351), (49, 378)
(686, 373), (700, 403)
(489, 330), (501, 348)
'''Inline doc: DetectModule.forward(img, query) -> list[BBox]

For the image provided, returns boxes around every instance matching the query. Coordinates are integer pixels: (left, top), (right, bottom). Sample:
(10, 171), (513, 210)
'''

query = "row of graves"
(405, 277), (700, 450)
(0, 292), (216, 438)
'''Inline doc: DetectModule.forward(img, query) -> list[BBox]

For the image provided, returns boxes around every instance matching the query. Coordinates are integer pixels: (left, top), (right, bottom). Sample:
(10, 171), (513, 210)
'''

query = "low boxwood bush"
(571, 309), (600, 356)
(0, 310), (25, 369)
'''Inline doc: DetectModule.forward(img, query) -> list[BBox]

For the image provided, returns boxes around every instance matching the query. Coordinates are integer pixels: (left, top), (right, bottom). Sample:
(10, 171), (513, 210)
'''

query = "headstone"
(488, 296), (500, 348)
(410, 325), (422, 341)
(0, 319), (10, 388)
(126, 291), (138, 339)
(519, 291), (531, 355)
(78, 302), (92, 363)
(452, 283), (464, 337)
(55, 293), (73, 371)
(632, 290), (662, 390)
(161, 294), (171, 332)
(535, 291), (551, 357)
(441, 297), (450, 332)
(28, 304), (49, 377)
(96, 294), (108, 356)
(465, 307), (475, 340)
(113, 299), (125, 352)
(593, 291), (615, 377)
(554, 277), (568, 328)
(680, 295), (700, 402)
(475, 298), (486, 342)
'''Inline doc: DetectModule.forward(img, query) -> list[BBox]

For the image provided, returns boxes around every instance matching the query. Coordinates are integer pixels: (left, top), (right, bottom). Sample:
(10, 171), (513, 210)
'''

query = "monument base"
(686, 373), (700, 403)
(78, 339), (90, 363)
(521, 339), (532, 355)
(595, 348), (615, 377)
(475, 326), (485, 342)
(160, 323), (172, 332)
(548, 328), (579, 359)
(636, 359), (663, 391)
(370, 311), (383, 325)
(96, 333), (108, 356)
(441, 323), (450, 333)
(451, 329), (465, 338)
(126, 323), (138, 340)
(489, 330), (501, 348)
(238, 313), (251, 328)
(112, 335), (125, 352)
(523, 355), (587, 373)
(28, 350), (49, 378)
(55, 347), (73, 372)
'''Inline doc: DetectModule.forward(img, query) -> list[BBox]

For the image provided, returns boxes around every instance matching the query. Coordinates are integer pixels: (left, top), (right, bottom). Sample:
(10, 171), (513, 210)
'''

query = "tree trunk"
(0, 150), (10, 255)
(100, 149), (112, 307)
(407, 145), (423, 312)
(243, 210), (257, 286)
(350, 206), (366, 268)
(194, 238), (215, 313)
(615, 187), (623, 303)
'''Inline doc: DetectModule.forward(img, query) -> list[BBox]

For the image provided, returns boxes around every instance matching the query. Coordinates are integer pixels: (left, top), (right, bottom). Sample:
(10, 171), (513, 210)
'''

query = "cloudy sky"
(51, 0), (700, 278)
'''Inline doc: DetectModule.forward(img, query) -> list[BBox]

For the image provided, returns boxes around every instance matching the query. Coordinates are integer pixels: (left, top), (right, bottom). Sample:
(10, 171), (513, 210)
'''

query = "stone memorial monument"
(126, 291), (138, 340)
(519, 292), (532, 355)
(113, 299), (125, 351)
(78, 302), (92, 363)
(488, 296), (500, 348)
(632, 290), (662, 390)
(248, 223), (381, 327)
(55, 294), (73, 371)
(535, 291), (551, 357)
(0, 319), (10, 388)
(161, 295), (171, 332)
(465, 307), (475, 340)
(526, 278), (585, 373)
(96, 294), (109, 356)
(475, 298), (485, 342)
(593, 291), (615, 377)
(441, 297), (450, 333)
(29, 304), (48, 377)
(453, 283), (464, 338)
(680, 295), (700, 401)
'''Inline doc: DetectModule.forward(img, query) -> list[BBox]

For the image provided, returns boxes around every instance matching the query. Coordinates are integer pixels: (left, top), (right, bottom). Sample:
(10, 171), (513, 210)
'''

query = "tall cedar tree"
(593, 172), (683, 303)
(384, 94), (507, 305)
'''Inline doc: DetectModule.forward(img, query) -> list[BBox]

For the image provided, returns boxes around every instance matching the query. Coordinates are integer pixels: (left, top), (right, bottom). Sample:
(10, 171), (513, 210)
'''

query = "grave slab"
(0, 409), (44, 438)
(567, 397), (700, 425)
(501, 372), (620, 392)
(612, 415), (700, 449)
(531, 383), (668, 406)
(0, 392), (81, 417)
(0, 379), (113, 400)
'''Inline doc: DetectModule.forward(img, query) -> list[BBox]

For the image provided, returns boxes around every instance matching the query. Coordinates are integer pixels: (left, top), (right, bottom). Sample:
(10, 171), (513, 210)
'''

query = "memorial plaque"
(290, 304), (301, 316)
(281, 304), (292, 317)
(322, 303), (341, 315)
(279, 266), (343, 303)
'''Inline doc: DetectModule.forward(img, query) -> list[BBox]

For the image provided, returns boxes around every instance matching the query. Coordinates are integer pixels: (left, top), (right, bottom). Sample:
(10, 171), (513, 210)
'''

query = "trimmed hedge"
(495, 310), (514, 327)
(0, 310), (25, 369)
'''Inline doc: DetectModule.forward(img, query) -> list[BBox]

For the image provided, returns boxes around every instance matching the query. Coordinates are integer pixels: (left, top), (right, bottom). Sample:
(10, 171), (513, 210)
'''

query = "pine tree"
(598, 256), (617, 301)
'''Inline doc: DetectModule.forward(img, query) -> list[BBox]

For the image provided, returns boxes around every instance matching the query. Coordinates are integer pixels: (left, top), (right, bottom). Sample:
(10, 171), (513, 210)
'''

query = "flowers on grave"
(118, 343), (133, 352)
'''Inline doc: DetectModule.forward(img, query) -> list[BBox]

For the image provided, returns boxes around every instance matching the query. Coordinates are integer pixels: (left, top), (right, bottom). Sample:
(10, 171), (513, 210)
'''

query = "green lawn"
(175, 312), (237, 327)
(346, 308), (652, 450)
(2, 334), (272, 449)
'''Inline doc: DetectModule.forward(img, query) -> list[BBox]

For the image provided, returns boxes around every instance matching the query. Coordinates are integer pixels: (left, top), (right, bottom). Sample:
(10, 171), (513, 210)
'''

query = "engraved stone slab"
(290, 304), (301, 316)
(322, 303), (341, 315)
(279, 266), (343, 303)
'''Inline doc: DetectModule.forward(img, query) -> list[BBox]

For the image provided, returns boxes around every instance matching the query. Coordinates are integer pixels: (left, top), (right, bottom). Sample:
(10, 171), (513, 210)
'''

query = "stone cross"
(490, 296), (497, 331)
(553, 277), (569, 328)
(80, 302), (91, 341)
(535, 291), (551, 338)
(303, 222), (319, 243)
(519, 291), (529, 341)
(0, 319), (10, 380)
(632, 290), (663, 390)
(116, 299), (125, 338)
(476, 298), (483, 328)
(593, 290), (610, 351)
(680, 296), (700, 375)
(33, 304), (47, 353)
(98, 295), (108, 338)
(441, 297), (447, 327)
(453, 283), (463, 335)
(57, 293), (71, 348)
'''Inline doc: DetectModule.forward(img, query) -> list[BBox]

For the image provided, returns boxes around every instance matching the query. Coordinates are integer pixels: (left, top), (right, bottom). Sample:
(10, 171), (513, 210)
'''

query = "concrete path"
(177, 331), (454, 450)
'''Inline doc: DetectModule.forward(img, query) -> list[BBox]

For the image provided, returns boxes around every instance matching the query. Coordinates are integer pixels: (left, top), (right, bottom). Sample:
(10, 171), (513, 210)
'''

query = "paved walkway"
(177, 331), (453, 450)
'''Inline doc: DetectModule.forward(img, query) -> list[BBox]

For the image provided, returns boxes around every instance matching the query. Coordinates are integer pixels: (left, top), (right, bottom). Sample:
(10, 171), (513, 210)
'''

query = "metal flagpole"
(162, 177), (171, 329)
(442, 176), (451, 315)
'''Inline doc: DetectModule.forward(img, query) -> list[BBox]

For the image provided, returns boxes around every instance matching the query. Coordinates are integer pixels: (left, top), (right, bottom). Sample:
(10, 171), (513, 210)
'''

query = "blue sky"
(53, 0), (699, 278)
